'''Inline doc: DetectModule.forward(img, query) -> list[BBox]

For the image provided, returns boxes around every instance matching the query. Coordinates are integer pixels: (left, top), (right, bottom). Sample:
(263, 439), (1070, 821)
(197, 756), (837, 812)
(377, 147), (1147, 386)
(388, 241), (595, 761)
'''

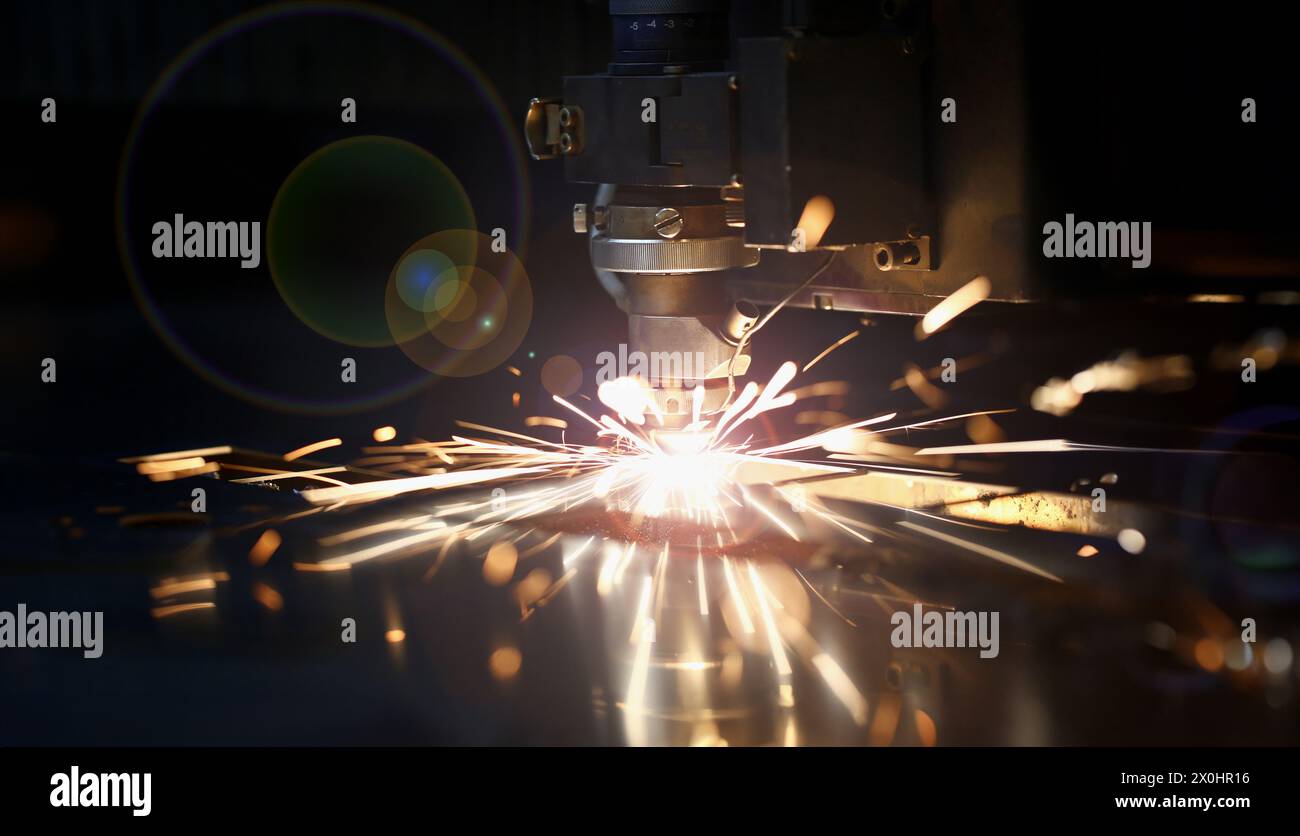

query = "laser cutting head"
(526, 0), (936, 427)
(583, 184), (759, 426)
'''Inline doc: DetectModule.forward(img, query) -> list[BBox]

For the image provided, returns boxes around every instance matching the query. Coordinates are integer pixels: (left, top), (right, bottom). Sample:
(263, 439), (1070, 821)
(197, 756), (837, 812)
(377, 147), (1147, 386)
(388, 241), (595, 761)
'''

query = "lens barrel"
(608, 0), (730, 74)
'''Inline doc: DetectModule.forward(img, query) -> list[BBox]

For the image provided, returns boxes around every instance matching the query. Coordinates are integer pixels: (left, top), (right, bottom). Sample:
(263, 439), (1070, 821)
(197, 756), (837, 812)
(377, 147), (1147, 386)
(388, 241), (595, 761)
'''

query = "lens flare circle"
(267, 136), (476, 348)
(395, 248), (459, 313)
(114, 1), (529, 413)
(385, 230), (532, 377)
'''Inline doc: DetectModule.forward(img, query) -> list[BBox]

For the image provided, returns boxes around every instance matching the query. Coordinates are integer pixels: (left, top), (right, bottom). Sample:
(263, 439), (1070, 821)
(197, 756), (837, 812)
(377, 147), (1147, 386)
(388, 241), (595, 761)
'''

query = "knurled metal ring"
(590, 235), (760, 273)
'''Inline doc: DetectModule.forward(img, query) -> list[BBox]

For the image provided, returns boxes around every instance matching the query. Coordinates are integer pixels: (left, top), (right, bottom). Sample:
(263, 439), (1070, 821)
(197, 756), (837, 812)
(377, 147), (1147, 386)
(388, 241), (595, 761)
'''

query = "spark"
(914, 439), (1226, 456)
(251, 582), (284, 611)
(301, 467), (551, 505)
(122, 446), (232, 462)
(562, 536), (597, 569)
(136, 456), (206, 475)
(284, 437), (342, 461)
(803, 329), (859, 372)
(795, 567), (857, 628)
(231, 466), (351, 486)
(422, 534), (459, 582)
(1032, 352), (1194, 416)
(151, 602), (215, 619)
(793, 194), (835, 250)
(127, 340), (1129, 746)
(898, 520), (1062, 583)
(521, 568), (578, 621)
(791, 495), (875, 545)
(917, 274), (991, 338)
(323, 525), (451, 567)
(248, 529), (282, 566)
(150, 578), (218, 599)
(293, 561), (350, 573)
(519, 531), (563, 559)
(317, 515), (434, 546)
(739, 485), (800, 541)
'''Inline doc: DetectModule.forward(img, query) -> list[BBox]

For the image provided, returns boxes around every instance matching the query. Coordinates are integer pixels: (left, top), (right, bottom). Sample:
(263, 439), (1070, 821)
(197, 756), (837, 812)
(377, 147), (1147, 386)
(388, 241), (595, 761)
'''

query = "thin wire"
(721, 251), (838, 410)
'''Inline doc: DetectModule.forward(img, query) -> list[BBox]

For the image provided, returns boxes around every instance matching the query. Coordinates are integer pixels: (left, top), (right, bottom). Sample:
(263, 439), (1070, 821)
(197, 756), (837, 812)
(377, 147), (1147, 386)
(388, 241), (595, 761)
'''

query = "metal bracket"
(525, 98), (584, 160)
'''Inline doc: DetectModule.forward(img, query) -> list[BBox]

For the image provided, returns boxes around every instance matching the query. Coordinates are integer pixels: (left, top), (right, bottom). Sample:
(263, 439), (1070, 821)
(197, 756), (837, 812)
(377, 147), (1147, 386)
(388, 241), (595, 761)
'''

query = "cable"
(720, 251), (838, 410)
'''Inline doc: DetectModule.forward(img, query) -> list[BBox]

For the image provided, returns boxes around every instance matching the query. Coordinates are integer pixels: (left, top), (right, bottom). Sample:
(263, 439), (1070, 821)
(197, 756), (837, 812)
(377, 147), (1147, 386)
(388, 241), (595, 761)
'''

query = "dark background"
(1, 0), (622, 459)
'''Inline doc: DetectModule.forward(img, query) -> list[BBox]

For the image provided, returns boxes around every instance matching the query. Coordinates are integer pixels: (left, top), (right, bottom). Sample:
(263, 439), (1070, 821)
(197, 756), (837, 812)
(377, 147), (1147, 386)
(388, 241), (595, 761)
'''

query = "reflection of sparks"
(748, 563), (792, 680)
(696, 539), (709, 617)
(722, 557), (755, 635)
(624, 616), (656, 747)
(813, 653), (869, 726)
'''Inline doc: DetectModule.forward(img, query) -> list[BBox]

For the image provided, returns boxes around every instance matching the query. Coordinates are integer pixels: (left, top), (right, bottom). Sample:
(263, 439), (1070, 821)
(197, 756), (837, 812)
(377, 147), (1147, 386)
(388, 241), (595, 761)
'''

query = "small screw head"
(653, 208), (684, 239)
(559, 133), (574, 154)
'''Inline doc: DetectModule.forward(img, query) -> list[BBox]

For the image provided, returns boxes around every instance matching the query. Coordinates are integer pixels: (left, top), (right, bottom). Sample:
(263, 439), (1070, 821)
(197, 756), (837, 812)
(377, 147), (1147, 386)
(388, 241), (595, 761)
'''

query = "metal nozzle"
(722, 300), (760, 343)
(585, 186), (760, 427)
